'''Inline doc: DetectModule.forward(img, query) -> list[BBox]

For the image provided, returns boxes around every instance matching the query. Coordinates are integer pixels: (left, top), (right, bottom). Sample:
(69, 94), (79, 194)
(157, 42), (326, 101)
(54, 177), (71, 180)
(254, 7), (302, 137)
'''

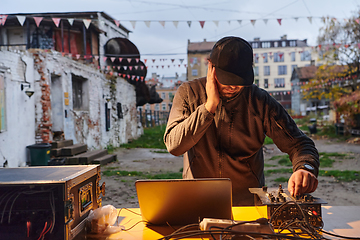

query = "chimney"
(254, 37), (260, 41)
(204, 39), (206, 42)
(281, 35), (287, 40)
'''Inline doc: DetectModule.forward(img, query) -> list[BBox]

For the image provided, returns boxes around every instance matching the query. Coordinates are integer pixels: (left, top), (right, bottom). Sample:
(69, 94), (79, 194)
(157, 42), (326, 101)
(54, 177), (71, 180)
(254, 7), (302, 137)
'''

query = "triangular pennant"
(152, 59), (156, 63)
(127, 58), (132, 63)
(184, 64), (187, 67)
(237, 20), (242, 25)
(136, 58), (139, 63)
(52, 18), (61, 27)
(356, 19), (360, 24)
(119, 57), (123, 62)
(111, 57), (116, 62)
(141, 66), (144, 70)
(277, 19), (282, 25)
(173, 21), (178, 28)
(213, 21), (219, 27)
(83, 19), (91, 29)
(250, 19), (256, 26)
(263, 19), (268, 25)
(199, 21), (205, 28)
(114, 20), (120, 27)
(16, 15), (26, 26)
(130, 21), (136, 29)
(171, 59), (175, 63)
(179, 59), (184, 64)
(123, 66), (128, 70)
(293, 17), (299, 22)
(94, 56), (99, 61)
(68, 18), (74, 25)
(0, 15), (8, 26)
(103, 57), (107, 62)
(141, 76), (144, 81)
(159, 21), (165, 27)
(187, 21), (192, 27)
(68, 53), (72, 58)
(117, 66), (121, 70)
(144, 21), (151, 28)
(129, 66), (133, 70)
(135, 66), (138, 70)
(33, 17), (43, 27)
(76, 54), (81, 59)
(307, 17), (312, 24)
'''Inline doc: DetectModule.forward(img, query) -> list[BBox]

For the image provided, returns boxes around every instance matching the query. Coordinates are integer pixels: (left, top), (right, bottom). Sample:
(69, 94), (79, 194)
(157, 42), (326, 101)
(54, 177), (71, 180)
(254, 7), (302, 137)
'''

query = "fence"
(138, 110), (170, 127)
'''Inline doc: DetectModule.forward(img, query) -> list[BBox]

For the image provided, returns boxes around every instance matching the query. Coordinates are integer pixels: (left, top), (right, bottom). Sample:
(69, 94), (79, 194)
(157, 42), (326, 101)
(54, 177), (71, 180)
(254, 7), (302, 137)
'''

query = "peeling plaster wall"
(0, 51), (36, 167)
(0, 49), (142, 167)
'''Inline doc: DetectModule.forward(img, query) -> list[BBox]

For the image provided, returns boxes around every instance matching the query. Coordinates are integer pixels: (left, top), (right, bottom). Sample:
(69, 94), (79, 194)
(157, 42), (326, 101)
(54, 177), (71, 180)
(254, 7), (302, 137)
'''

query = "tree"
(317, 11), (360, 92)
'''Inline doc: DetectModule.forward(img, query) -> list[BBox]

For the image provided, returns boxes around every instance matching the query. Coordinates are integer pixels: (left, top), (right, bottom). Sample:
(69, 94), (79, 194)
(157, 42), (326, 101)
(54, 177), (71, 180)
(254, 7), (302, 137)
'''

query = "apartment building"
(187, 35), (319, 110)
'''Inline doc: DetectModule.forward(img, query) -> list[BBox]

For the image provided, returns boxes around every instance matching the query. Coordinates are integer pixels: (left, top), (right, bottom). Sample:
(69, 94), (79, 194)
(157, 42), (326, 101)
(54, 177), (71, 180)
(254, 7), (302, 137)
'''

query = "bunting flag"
(114, 20), (120, 27)
(173, 21), (179, 28)
(83, 19), (91, 29)
(307, 17), (312, 24)
(277, 19), (282, 25)
(263, 19), (268, 25)
(250, 19), (256, 26)
(213, 21), (219, 27)
(111, 57), (116, 62)
(33, 17), (43, 27)
(187, 21), (191, 27)
(52, 18), (61, 27)
(199, 21), (205, 28)
(68, 18), (74, 25)
(237, 20), (242, 25)
(130, 20), (136, 29)
(16, 15), (26, 26)
(159, 21), (165, 28)
(0, 15), (7, 25)
(293, 17), (299, 22)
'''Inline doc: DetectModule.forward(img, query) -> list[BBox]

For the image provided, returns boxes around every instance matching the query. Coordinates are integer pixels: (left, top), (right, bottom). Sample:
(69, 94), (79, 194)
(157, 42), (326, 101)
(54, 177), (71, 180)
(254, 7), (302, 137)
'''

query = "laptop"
(135, 178), (232, 225)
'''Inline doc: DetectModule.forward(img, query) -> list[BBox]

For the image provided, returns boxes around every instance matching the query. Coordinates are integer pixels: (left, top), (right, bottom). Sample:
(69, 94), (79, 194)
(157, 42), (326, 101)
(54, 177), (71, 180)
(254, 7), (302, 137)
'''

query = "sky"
(2, 0), (360, 78)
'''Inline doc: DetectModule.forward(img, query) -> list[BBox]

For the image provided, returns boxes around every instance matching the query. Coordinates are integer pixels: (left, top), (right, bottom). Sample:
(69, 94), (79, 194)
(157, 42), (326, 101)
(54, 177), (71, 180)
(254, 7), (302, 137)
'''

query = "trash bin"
(26, 143), (52, 166)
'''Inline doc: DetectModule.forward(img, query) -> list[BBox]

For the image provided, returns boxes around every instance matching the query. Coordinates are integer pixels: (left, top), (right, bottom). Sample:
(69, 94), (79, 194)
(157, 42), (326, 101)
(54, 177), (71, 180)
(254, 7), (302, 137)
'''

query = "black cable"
(319, 228), (360, 240)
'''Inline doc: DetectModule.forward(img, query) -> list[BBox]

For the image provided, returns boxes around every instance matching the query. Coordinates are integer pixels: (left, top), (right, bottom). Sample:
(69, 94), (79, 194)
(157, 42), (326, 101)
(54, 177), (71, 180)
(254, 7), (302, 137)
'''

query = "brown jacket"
(164, 77), (319, 206)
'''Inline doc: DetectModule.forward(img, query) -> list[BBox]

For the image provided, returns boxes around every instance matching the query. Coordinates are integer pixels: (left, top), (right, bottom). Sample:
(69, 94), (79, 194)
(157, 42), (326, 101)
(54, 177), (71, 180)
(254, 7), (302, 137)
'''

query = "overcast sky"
(3, 0), (360, 77)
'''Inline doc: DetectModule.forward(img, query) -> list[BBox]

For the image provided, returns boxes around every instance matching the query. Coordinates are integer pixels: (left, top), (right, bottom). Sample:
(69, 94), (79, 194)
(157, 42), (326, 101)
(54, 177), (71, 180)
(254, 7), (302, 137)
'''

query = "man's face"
(215, 77), (243, 98)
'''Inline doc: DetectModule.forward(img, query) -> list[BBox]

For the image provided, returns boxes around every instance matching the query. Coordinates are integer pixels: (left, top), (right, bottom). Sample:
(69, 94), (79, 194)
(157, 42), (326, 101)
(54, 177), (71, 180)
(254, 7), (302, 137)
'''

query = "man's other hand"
(288, 169), (318, 196)
(205, 62), (220, 114)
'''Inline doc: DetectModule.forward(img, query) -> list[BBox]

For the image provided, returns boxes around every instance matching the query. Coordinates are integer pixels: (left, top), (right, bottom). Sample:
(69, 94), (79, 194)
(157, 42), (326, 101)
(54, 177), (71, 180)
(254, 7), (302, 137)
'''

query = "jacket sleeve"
(164, 83), (214, 156)
(263, 95), (320, 176)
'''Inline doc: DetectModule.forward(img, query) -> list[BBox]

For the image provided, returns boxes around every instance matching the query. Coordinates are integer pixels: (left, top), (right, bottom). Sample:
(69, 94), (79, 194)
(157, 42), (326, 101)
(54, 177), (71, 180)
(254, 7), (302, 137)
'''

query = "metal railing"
(138, 110), (170, 127)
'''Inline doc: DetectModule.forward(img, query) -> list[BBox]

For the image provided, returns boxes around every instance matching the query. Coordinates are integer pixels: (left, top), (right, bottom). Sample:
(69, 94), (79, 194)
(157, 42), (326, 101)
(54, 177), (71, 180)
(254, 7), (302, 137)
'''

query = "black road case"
(0, 165), (104, 240)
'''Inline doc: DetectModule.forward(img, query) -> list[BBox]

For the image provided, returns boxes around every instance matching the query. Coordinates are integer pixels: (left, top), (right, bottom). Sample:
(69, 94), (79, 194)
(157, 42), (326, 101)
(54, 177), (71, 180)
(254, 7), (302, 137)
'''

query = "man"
(164, 36), (319, 206)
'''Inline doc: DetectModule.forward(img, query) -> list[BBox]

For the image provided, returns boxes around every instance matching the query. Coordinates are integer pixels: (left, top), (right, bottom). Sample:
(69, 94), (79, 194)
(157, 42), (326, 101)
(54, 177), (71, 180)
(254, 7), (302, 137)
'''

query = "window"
(0, 73), (6, 132)
(254, 66), (259, 76)
(291, 65), (297, 73)
(117, 103), (123, 119)
(274, 41), (279, 47)
(72, 74), (89, 111)
(252, 42), (259, 48)
(145, 104), (150, 110)
(161, 92), (166, 99)
(192, 57), (198, 64)
(262, 42), (271, 48)
(168, 92), (173, 100)
(278, 65), (287, 75)
(264, 79), (268, 88)
(282, 41), (286, 47)
(289, 40), (296, 47)
(264, 66), (270, 76)
(192, 69), (198, 76)
(254, 54), (259, 63)
(162, 103), (166, 111)
(263, 53), (268, 63)
(301, 51), (311, 61)
(274, 78), (285, 88)
(155, 104), (160, 111)
(274, 52), (284, 62)
(291, 52), (295, 62)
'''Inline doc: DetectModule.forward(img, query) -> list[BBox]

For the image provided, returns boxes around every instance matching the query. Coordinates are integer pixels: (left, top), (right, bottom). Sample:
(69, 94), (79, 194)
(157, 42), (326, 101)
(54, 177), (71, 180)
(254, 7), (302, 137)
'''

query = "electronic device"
(249, 185), (327, 227)
(0, 165), (105, 240)
(135, 178), (232, 225)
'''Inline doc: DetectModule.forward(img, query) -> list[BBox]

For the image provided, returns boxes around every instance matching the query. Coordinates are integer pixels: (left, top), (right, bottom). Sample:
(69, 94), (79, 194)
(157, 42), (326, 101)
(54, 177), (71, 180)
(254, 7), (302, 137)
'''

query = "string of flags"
(0, 14), (357, 29)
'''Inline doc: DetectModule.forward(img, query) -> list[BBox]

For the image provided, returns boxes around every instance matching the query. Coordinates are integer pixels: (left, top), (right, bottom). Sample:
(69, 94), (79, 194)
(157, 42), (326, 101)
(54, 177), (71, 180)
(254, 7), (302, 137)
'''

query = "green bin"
(26, 143), (52, 166)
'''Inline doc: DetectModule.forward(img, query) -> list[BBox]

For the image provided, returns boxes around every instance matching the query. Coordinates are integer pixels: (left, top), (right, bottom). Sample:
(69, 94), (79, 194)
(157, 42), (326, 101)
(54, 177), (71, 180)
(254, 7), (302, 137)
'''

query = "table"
(82, 206), (360, 239)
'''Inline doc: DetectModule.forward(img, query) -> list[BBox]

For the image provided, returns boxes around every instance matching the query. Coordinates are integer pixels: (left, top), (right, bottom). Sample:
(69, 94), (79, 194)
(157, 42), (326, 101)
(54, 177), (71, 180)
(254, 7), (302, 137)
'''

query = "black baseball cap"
(209, 36), (254, 86)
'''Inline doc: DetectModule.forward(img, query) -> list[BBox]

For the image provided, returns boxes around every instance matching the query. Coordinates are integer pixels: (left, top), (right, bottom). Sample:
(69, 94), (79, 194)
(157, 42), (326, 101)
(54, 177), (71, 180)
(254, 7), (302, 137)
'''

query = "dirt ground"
(100, 138), (360, 208)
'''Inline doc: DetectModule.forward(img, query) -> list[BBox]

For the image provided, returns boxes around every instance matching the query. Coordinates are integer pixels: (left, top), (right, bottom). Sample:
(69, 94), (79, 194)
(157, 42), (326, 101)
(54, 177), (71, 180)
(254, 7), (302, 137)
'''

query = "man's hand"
(288, 169), (318, 196)
(205, 62), (220, 113)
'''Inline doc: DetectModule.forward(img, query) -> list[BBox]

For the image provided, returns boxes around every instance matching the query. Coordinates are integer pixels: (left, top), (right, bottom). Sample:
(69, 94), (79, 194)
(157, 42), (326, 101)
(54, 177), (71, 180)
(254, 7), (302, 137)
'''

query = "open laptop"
(135, 178), (232, 225)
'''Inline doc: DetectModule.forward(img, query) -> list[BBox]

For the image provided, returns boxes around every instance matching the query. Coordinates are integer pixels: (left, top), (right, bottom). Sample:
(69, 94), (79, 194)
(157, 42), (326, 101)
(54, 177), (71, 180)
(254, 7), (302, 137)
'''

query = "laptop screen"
(135, 178), (232, 225)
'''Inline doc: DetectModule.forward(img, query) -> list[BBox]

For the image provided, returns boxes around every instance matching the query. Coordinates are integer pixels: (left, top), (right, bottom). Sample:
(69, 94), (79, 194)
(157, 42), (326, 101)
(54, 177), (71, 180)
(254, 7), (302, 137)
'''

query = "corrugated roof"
(296, 66), (317, 80)
(188, 41), (215, 53)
